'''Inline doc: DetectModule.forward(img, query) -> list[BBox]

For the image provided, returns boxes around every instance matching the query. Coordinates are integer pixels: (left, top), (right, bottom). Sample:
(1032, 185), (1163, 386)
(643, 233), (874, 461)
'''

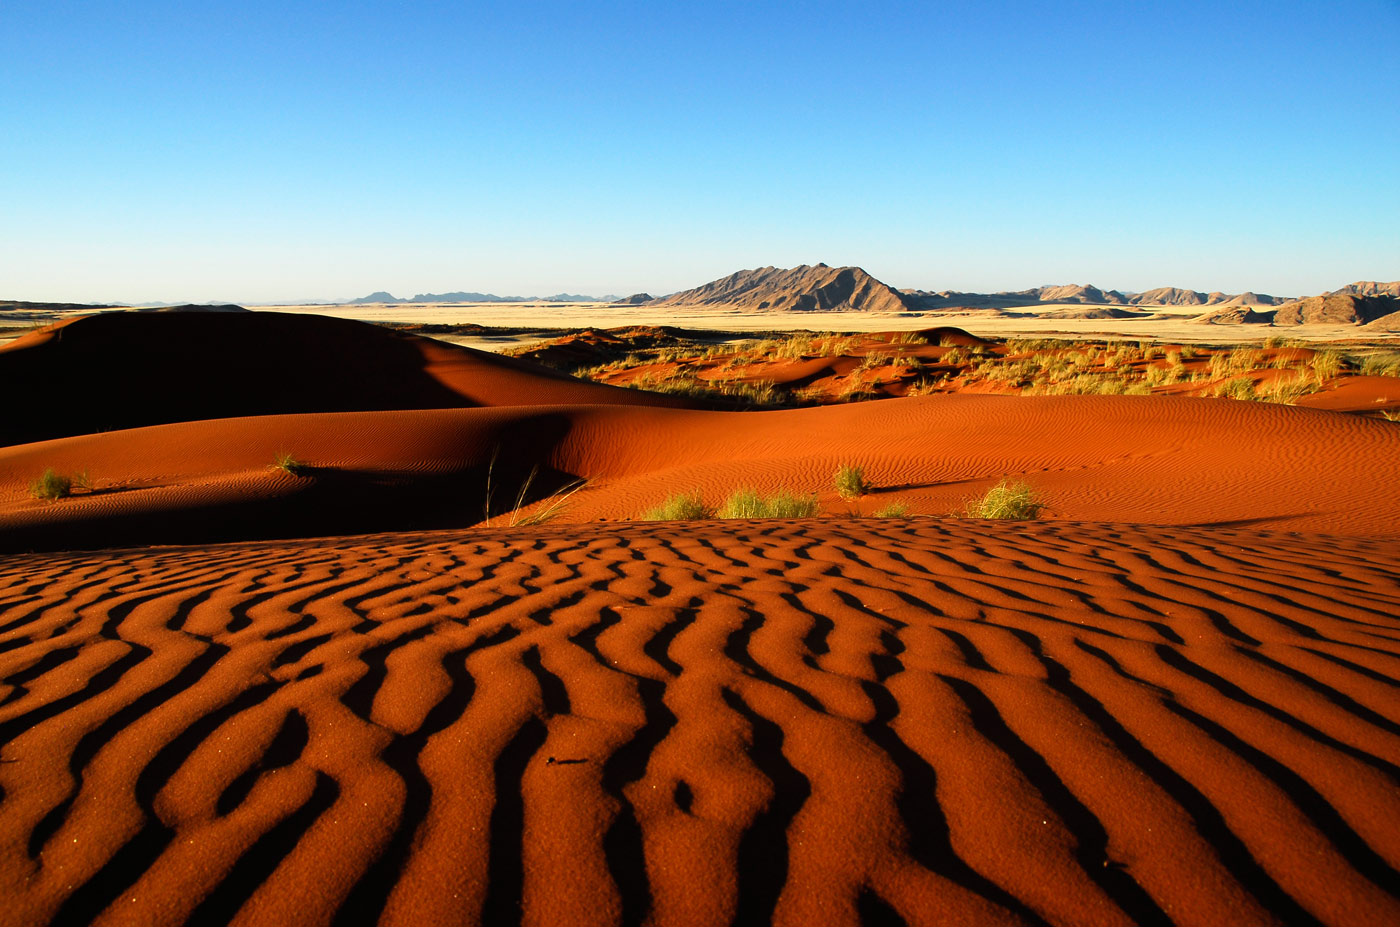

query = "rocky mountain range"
(341, 268), (1399, 327)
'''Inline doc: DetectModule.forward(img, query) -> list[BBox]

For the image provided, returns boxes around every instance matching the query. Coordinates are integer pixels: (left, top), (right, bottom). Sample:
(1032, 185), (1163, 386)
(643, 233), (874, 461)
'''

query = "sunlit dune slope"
(2, 393), (1397, 550)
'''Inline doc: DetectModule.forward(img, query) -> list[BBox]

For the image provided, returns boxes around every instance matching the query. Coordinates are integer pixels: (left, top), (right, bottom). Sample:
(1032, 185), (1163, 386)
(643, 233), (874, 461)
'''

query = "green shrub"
(764, 491), (820, 518)
(872, 502), (911, 518)
(270, 452), (309, 475)
(719, 487), (819, 519)
(641, 491), (712, 521)
(1310, 349), (1348, 383)
(1360, 352), (1400, 378)
(962, 479), (1043, 520)
(1214, 377), (1258, 401)
(834, 464), (871, 500)
(1256, 375), (1317, 405)
(30, 468), (73, 501)
(719, 487), (766, 519)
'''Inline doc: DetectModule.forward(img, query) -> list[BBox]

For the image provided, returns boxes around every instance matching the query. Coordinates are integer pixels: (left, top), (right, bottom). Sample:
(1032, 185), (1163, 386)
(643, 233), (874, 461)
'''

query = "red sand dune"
(3, 393), (1399, 550)
(1, 519), (1398, 925)
(0, 311), (696, 446)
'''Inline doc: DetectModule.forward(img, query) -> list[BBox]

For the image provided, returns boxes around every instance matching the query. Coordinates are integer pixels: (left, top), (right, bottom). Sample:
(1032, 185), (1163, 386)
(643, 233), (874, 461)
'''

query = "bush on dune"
(29, 468), (94, 502)
(834, 464), (871, 500)
(30, 468), (73, 501)
(961, 479), (1044, 520)
(641, 491), (713, 521)
(719, 487), (819, 519)
(270, 451), (309, 476)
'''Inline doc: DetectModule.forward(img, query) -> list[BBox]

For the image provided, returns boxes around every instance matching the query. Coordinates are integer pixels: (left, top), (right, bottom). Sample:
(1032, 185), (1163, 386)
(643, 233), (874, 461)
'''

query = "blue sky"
(2, 0), (1396, 303)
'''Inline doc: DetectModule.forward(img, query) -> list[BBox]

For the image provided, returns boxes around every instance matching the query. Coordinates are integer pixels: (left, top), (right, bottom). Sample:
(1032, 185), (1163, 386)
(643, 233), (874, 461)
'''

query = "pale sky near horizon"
(3, 0), (1397, 304)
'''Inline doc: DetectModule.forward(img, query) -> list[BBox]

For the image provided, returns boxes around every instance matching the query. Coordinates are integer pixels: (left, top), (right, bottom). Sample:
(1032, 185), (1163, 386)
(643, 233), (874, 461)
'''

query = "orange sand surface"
(2, 521), (1399, 926)
(2, 394), (1399, 551)
(3, 312), (1399, 925)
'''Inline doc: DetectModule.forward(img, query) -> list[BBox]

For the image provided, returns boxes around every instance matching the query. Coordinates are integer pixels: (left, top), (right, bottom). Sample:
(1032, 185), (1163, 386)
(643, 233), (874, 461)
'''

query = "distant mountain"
(1327, 281), (1400, 298)
(349, 291), (405, 304)
(1274, 293), (1400, 326)
(904, 283), (1287, 310)
(647, 264), (914, 313)
(0, 299), (118, 312)
(613, 293), (655, 305)
(1129, 287), (1212, 307)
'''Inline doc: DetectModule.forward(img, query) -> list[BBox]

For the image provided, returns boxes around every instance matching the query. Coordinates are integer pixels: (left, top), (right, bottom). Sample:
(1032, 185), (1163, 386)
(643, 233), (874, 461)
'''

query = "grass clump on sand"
(719, 487), (819, 519)
(962, 479), (1044, 520)
(1214, 377), (1258, 401)
(872, 501), (911, 518)
(30, 468), (73, 501)
(641, 491), (713, 521)
(270, 451), (309, 476)
(834, 464), (872, 500)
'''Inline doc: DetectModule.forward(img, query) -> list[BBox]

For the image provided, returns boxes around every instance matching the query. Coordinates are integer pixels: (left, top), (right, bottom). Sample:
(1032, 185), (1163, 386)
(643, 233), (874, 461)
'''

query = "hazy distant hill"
(1327, 281), (1400, 298)
(347, 290), (608, 304)
(647, 264), (914, 312)
(0, 300), (118, 312)
(904, 283), (1286, 310)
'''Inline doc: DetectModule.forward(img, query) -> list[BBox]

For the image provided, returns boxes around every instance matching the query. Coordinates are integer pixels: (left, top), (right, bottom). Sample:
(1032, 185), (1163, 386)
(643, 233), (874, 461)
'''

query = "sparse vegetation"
(482, 452), (589, 527)
(641, 491), (713, 521)
(961, 479), (1044, 520)
(719, 487), (819, 519)
(834, 464), (872, 500)
(1309, 349), (1348, 383)
(871, 502), (911, 518)
(509, 325), (1386, 413)
(1360, 352), (1400, 378)
(270, 452), (309, 476)
(30, 468), (73, 501)
(1214, 377), (1258, 401)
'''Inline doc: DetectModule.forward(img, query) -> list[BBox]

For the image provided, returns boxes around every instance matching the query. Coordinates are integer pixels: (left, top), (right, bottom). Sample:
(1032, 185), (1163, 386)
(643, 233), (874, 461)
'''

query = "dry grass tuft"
(270, 452), (309, 476)
(30, 468), (73, 501)
(834, 464), (872, 500)
(719, 487), (819, 519)
(961, 479), (1044, 520)
(641, 491), (713, 521)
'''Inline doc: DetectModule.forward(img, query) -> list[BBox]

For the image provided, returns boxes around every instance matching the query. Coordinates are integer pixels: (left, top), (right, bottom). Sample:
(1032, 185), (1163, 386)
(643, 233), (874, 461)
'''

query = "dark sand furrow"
(721, 686), (811, 927)
(858, 677), (1047, 925)
(937, 672), (1173, 926)
(332, 626), (517, 926)
(1038, 636), (1318, 925)
(1154, 645), (1400, 782)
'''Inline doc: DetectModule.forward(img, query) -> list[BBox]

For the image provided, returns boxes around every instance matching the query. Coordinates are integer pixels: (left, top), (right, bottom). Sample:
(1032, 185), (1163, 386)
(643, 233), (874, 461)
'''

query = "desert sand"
(1, 310), (1399, 926)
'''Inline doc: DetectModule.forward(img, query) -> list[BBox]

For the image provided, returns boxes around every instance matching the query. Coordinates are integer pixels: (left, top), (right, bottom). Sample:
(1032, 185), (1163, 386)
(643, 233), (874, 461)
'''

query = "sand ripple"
(1, 520), (1398, 926)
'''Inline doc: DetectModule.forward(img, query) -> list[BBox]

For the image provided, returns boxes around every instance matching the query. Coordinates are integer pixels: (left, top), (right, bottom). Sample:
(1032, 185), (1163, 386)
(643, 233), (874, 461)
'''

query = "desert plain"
(1, 267), (1399, 926)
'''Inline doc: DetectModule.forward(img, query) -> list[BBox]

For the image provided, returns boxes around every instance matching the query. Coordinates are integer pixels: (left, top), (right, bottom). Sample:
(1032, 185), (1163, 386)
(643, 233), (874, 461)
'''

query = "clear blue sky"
(3, 0), (1396, 303)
